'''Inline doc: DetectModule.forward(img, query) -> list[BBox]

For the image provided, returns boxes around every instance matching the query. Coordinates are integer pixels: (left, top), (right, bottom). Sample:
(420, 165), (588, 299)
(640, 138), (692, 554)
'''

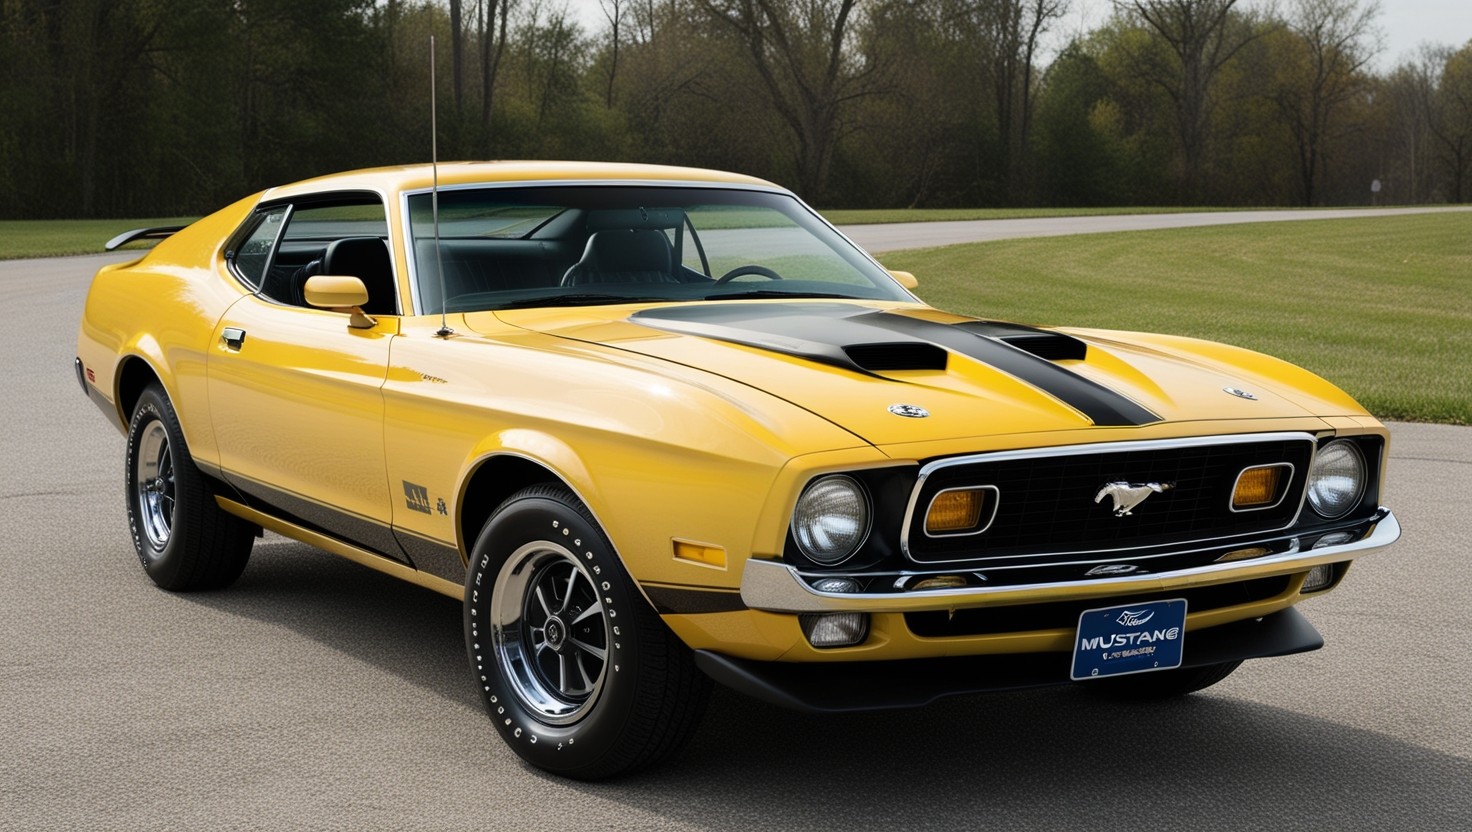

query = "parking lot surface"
(2, 252), (1469, 830)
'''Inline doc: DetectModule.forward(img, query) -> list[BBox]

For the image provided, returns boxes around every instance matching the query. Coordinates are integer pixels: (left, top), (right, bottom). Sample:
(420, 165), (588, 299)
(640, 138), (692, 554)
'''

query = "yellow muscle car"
(77, 162), (1399, 779)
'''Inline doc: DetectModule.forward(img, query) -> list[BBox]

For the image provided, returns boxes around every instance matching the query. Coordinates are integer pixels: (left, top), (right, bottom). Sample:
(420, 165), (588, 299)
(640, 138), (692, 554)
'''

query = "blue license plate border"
(1070, 598), (1188, 681)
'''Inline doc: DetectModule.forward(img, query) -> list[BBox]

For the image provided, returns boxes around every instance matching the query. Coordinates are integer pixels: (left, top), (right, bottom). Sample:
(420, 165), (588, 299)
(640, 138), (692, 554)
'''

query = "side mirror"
(304, 275), (376, 329)
(886, 269), (919, 290)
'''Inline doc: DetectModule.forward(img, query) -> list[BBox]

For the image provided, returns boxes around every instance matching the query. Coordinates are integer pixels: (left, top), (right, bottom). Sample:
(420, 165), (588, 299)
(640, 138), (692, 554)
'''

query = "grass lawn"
(0, 217), (198, 260)
(880, 212), (1472, 425)
(818, 205), (1346, 225)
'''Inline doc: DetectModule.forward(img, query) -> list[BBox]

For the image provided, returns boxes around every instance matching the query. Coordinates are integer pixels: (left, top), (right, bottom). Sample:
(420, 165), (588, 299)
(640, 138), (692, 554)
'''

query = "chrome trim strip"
(922, 485), (1001, 539)
(740, 508), (1398, 614)
(899, 431), (1319, 563)
(1228, 462), (1295, 513)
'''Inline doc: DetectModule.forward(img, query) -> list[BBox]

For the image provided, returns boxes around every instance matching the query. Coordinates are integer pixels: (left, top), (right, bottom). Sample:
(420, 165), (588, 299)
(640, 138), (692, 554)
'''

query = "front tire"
(125, 383), (254, 591)
(465, 484), (710, 779)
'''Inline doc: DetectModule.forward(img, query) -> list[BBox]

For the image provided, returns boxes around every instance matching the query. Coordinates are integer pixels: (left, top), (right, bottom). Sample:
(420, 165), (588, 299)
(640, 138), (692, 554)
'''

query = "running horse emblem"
(1094, 481), (1174, 517)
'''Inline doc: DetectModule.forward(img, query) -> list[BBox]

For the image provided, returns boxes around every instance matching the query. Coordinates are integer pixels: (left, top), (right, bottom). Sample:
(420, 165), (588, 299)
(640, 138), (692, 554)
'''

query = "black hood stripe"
(630, 303), (1160, 427)
(866, 312), (1160, 426)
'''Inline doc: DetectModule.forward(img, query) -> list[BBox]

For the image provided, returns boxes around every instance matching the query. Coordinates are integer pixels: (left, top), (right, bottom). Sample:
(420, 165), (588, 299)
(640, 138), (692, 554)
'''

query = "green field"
(0, 218), (198, 260)
(880, 213), (1472, 425)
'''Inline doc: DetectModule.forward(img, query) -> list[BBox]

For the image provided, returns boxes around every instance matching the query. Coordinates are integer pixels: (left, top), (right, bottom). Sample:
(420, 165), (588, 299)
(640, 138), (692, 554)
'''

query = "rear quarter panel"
(77, 194), (260, 466)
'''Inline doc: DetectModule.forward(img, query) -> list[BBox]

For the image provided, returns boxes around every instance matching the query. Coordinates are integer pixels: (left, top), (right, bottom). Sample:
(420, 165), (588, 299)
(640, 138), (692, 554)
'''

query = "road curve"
(839, 205), (1472, 253)
(3, 253), (1470, 830)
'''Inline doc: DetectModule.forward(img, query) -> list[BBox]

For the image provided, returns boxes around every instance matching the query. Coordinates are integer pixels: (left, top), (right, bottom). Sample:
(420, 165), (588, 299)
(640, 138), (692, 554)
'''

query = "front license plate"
(1070, 598), (1187, 681)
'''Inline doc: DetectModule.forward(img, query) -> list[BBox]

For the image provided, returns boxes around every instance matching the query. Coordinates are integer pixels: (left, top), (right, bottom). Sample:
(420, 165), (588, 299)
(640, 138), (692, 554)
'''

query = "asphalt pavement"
(842, 205), (1472, 253)
(3, 234), (1471, 830)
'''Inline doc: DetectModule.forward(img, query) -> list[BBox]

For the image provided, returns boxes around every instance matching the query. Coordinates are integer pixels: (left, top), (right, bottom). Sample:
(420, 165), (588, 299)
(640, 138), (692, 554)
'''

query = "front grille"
(905, 576), (1291, 638)
(905, 436), (1315, 564)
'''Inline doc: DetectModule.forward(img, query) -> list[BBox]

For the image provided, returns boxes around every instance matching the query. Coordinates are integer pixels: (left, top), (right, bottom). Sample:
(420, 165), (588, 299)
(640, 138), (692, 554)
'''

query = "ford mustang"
(76, 162), (1399, 779)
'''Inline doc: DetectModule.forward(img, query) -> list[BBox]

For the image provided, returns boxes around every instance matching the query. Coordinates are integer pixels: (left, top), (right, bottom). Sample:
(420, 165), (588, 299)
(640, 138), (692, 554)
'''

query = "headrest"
(324, 237), (389, 276)
(585, 229), (672, 274)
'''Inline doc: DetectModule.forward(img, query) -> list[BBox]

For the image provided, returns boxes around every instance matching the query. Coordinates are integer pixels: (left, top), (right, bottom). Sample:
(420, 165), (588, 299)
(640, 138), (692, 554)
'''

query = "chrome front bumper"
(740, 508), (1400, 614)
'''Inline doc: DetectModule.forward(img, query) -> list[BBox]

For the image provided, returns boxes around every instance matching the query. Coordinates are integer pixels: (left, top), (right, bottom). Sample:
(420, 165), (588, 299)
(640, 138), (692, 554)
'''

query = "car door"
(207, 195), (406, 561)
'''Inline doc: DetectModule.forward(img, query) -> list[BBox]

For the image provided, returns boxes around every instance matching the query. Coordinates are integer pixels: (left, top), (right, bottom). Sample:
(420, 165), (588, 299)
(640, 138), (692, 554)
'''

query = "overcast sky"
(559, 0), (1472, 72)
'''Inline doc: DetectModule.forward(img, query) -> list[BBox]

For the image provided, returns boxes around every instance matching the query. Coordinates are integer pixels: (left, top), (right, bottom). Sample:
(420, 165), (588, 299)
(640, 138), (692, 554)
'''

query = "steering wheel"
(714, 265), (783, 284)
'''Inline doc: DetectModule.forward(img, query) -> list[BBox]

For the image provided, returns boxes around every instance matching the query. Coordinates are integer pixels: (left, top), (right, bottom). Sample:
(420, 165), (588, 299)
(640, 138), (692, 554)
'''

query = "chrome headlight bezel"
(791, 474), (872, 566)
(1306, 439), (1367, 519)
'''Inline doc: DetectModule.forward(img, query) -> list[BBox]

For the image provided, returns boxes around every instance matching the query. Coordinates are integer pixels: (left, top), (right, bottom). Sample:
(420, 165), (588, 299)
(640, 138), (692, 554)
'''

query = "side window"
(258, 199), (397, 315)
(229, 207), (289, 290)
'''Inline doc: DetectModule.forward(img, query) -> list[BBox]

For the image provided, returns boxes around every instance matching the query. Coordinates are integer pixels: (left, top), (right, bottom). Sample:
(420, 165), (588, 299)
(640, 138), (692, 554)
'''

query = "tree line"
(2, 0), (1470, 219)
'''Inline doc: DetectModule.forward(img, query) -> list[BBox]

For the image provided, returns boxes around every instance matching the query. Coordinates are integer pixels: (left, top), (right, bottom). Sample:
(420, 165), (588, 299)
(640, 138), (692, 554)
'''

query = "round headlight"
(792, 475), (870, 565)
(1306, 440), (1366, 518)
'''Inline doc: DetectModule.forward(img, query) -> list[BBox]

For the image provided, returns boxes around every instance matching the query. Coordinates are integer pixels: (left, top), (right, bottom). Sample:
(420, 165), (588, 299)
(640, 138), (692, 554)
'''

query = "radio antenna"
(431, 34), (452, 338)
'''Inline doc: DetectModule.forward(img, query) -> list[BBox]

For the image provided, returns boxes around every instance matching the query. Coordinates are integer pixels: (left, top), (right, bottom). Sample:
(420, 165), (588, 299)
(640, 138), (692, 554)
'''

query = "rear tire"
(125, 383), (254, 590)
(465, 484), (710, 780)
(1079, 660), (1243, 700)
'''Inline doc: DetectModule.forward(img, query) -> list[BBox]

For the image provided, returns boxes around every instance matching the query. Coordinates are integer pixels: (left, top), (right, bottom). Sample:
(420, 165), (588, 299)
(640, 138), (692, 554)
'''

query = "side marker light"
(673, 540), (726, 569)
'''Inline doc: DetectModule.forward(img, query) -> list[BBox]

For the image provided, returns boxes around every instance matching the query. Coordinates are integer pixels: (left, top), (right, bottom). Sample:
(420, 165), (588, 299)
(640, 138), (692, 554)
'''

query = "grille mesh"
(907, 438), (1314, 564)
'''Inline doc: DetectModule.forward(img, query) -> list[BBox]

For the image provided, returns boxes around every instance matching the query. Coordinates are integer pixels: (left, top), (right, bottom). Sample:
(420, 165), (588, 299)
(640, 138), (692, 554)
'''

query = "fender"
(455, 442), (652, 611)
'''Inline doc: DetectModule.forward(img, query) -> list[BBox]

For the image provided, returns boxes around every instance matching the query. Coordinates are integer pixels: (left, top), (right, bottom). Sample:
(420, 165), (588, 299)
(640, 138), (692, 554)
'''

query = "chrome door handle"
(221, 327), (246, 350)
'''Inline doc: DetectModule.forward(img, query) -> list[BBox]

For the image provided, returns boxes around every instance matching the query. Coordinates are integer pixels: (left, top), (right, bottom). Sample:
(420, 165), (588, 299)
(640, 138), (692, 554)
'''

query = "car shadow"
(190, 541), (1472, 830)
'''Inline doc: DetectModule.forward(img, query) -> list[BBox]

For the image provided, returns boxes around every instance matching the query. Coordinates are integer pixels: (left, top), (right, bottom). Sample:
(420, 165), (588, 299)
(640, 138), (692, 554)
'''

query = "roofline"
(262, 162), (785, 202)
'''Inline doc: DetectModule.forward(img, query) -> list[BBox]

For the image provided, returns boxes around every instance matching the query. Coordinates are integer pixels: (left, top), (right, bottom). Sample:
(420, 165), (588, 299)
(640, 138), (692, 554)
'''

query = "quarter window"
(229, 207), (289, 290)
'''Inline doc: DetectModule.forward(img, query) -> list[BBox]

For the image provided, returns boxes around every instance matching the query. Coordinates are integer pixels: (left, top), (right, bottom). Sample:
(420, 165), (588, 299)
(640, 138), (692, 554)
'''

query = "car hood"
(489, 301), (1362, 447)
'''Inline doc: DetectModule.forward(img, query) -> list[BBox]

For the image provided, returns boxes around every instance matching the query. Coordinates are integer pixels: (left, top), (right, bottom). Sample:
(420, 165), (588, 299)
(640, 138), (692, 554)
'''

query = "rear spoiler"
(104, 226), (187, 251)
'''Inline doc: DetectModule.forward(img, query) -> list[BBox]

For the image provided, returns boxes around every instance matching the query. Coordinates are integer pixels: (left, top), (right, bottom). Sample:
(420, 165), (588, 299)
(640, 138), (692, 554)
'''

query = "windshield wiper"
(700, 290), (858, 301)
(490, 293), (670, 310)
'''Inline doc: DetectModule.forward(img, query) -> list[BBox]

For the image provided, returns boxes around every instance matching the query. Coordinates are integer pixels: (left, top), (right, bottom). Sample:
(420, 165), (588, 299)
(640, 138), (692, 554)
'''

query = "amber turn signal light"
(926, 489), (986, 533)
(1233, 465), (1283, 508)
(673, 540), (727, 569)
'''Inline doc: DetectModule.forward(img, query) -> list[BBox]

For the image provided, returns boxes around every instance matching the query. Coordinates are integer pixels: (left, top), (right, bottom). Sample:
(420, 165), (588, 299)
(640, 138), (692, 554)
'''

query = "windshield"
(405, 186), (909, 313)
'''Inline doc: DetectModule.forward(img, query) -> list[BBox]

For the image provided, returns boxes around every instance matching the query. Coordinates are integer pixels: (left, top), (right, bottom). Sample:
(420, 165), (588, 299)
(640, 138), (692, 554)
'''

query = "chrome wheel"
(491, 540), (609, 725)
(135, 420), (175, 551)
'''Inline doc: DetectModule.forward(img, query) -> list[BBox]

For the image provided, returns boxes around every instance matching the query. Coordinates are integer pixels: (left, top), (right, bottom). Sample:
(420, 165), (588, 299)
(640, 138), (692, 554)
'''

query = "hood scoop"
(843, 342), (949, 372)
(999, 333), (1087, 361)
(629, 303), (1159, 426)
(954, 321), (1088, 361)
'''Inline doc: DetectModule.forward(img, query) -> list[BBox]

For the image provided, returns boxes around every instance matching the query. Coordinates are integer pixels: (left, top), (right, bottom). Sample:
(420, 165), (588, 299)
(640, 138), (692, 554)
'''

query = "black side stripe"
(642, 584), (749, 614)
(867, 313), (1160, 427)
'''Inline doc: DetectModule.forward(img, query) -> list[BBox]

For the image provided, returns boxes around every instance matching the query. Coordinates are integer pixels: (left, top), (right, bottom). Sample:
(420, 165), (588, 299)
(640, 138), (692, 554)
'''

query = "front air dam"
(694, 606), (1323, 714)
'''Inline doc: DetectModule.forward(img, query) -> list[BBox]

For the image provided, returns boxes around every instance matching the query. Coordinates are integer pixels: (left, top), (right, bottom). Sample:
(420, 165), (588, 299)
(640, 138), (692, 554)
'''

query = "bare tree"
(954, 0), (1068, 200)
(479, 0), (513, 136)
(600, 0), (626, 107)
(700, 0), (884, 202)
(1273, 0), (1381, 205)
(1426, 43), (1472, 203)
(450, 0), (466, 110)
(1115, 0), (1270, 200)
